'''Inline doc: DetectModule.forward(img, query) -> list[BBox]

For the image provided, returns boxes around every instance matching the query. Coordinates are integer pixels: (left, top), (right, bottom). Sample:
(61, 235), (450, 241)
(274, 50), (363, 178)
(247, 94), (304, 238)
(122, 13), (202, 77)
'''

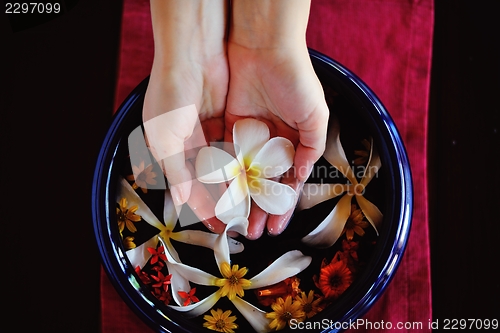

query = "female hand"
(226, 0), (330, 239)
(143, 0), (229, 233)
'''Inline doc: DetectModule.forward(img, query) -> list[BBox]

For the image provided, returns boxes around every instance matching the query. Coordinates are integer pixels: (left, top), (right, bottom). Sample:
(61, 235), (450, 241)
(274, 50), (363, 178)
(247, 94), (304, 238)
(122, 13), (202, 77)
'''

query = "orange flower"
(126, 161), (157, 193)
(342, 204), (369, 240)
(255, 277), (301, 307)
(317, 259), (353, 300)
(116, 198), (141, 233)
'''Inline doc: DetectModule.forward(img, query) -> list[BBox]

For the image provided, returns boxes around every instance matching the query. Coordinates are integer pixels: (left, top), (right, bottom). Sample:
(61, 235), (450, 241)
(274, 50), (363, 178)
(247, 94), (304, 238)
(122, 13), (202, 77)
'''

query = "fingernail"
(170, 185), (183, 206)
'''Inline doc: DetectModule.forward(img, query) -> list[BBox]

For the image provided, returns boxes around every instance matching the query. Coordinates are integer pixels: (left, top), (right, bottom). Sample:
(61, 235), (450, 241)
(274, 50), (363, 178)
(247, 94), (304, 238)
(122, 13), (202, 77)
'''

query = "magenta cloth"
(101, 0), (434, 332)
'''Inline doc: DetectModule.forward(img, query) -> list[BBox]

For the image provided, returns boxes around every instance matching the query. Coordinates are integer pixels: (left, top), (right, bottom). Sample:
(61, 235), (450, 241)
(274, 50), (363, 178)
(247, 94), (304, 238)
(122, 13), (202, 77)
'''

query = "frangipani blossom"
(300, 118), (383, 248)
(117, 177), (244, 306)
(195, 118), (296, 224)
(164, 218), (312, 333)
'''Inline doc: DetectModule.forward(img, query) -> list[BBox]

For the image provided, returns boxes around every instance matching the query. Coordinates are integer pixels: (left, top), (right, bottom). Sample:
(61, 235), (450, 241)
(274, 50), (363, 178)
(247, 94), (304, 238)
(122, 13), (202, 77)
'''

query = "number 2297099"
(5, 3), (61, 14)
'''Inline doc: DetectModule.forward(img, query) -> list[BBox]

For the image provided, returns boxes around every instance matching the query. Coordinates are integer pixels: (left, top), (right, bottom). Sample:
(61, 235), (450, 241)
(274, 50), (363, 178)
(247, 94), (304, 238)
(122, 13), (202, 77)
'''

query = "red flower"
(151, 271), (172, 292)
(147, 246), (167, 265)
(178, 288), (200, 306)
(316, 258), (353, 300)
(134, 266), (151, 285)
(153, 288), (172, 306)
(341, 239), (359, 261)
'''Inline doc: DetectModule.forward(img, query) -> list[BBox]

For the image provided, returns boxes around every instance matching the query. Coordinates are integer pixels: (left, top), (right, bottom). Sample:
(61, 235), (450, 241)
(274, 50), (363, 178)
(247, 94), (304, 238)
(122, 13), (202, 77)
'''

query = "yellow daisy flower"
(295, 290), (323, 318)
(266, 295), (305, 331)
(116, 197), (141, 233)
(214, 262), (252, 300)
(203, 308), (238, 333)
(123, 236), (136, 250)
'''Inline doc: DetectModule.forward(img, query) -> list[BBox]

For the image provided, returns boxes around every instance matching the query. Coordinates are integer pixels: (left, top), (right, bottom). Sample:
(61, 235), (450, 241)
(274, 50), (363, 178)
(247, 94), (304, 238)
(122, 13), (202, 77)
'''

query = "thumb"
(295, 101), (329, 181)
(144, 104), (200, 205)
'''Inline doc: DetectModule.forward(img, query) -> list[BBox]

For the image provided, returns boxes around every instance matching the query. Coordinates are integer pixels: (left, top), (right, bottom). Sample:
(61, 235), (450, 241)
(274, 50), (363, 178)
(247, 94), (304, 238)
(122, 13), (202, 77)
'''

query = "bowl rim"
(92, 48), (413, 333)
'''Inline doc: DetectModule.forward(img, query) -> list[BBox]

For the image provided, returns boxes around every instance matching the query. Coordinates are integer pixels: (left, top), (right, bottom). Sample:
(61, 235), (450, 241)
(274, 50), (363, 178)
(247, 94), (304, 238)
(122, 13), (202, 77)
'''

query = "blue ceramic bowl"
(92, 49), (412, 333)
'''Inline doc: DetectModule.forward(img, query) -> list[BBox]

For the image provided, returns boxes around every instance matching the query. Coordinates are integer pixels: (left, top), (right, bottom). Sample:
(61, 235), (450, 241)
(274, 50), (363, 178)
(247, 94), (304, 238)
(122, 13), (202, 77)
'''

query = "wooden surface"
(2, 0), (499, 331)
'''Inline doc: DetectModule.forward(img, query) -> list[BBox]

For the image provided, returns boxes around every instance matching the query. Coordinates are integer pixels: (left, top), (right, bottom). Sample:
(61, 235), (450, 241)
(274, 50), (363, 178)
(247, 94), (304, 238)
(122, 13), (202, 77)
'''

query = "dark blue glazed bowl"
(92, 49), (412, 333)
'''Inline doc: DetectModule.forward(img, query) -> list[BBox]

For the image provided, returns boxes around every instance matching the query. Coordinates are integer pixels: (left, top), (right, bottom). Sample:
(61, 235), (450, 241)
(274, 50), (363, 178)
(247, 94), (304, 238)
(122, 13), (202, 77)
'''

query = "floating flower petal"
(203, 308), (238, 333)
(196, 119), (296, 224)
(301, 117), (383, 248)
(266, 295), (305, 331)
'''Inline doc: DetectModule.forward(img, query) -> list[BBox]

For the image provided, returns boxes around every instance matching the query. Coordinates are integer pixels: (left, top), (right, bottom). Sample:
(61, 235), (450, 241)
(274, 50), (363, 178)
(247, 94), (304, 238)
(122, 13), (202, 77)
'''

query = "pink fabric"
(102, 0), (433, 332)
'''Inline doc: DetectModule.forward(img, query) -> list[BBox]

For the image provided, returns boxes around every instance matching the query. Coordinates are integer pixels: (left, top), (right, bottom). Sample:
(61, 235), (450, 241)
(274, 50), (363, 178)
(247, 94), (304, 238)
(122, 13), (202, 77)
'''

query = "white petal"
(163, 237), (181, 267)
(214, 218), (249, 269)
(233, 118), (269, 166)
(361, 138), (382, 187)
(118, 177), (164, 230)
(195, 147), (242, 184)
(250, 137), (294, 178)
(298, 183), (348, 210)
(161, 239), (218, 286)
(167, 262), (192, 307)
(125, 235), (158, 269)
(301, 194), (353, 248)
(231, 296), (272, 333)
(248, 178), (296, 215)
(169, 291), (221, 318)
(356, 195), (383, 234)
(323, 118), (358, 185)
(163, 190), (178, 230)
(215, 175), (251, 224)
(248, 250), (312, 289)
(171, 230), (244, 254)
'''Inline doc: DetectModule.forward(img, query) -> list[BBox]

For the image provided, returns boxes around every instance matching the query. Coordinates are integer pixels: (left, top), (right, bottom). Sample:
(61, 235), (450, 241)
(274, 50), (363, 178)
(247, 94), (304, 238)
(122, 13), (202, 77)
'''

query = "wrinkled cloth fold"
(101, 0), (433, 332)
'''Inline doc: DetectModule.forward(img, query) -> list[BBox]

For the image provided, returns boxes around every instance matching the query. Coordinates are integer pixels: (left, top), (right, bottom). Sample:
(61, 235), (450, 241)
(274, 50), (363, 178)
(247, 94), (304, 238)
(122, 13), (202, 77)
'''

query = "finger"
(144, 105), (201, 205)
(246, 203), (268, 240)
(266, 170), (303, 236)
(186, 179), (226, 234)
(295, 104), (329, 181)
(184, 161), (226, 234)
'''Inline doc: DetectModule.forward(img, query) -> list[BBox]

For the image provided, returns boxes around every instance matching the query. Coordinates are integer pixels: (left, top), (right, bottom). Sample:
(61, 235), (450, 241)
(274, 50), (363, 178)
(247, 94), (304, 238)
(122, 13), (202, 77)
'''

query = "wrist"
(229, 0), (311, 50)
(150, 0), (228, 64)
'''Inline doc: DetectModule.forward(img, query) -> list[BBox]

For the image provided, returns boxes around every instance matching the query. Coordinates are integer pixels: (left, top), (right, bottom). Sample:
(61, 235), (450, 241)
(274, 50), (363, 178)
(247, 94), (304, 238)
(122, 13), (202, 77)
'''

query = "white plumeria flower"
(195, 118), (296, 224)
(164, 218), (312, 333)
(300, 118), (383, 248)
(117, 178), (244, 306)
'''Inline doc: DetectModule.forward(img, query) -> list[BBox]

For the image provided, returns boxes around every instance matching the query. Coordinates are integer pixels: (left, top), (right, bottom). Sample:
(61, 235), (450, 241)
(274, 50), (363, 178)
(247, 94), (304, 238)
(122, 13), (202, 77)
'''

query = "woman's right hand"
(142, 0), (229, 233)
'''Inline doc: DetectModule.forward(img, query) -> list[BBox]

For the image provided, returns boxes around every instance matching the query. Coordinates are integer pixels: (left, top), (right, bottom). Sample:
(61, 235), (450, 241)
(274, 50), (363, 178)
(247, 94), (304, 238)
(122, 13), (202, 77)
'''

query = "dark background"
(2, 0), (499, 332)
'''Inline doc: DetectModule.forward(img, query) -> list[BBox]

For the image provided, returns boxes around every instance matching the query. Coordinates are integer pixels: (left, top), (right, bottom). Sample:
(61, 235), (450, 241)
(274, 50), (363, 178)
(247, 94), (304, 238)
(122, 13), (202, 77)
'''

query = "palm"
(143, 55), (230, 233)
(226, 44), (328, 238)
